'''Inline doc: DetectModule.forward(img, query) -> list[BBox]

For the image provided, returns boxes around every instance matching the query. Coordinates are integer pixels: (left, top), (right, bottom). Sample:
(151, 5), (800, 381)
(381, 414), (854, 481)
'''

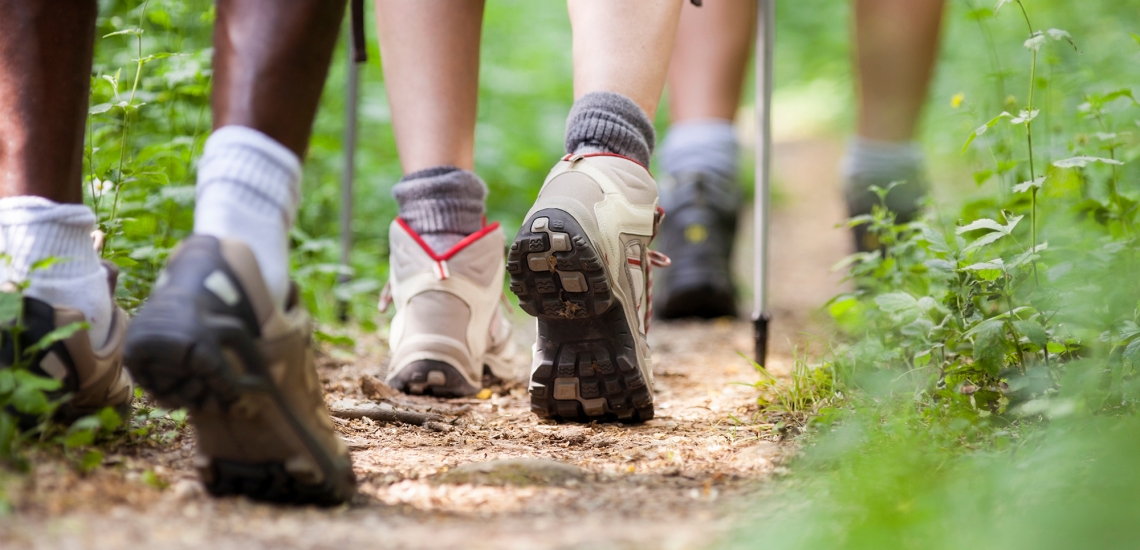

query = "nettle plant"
(833, 0), (1140, 417)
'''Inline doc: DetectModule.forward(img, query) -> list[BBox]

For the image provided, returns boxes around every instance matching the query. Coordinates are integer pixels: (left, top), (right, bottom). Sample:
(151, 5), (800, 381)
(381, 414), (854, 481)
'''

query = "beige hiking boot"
(381, 219), (516, 397)
(508, 153), (668, 423)
(2, 262), (133, 426)
(124, 235), (355, 505)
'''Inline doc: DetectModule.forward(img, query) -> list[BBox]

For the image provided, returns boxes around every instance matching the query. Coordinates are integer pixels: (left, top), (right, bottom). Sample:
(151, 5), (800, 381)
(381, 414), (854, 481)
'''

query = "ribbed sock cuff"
(840, 136), (925, 183)
(0, 196), (101, 281)
(195, 125), (302, 228)
(565, 91), (656, 167)
(660, 119), (740, 183)
(392, 166), (487, 237)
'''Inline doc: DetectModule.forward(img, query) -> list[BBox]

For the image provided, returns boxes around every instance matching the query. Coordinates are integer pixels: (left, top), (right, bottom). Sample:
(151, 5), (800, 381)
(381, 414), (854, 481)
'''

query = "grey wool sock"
(392, 166), (487, 253)
(565, 91), (656, 167)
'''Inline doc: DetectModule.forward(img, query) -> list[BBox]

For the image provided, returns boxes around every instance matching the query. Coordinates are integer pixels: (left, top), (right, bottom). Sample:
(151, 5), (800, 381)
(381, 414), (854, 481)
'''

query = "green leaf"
(14, 369), (62, 392)
(64, 429), (95, 449)
(25, 321), (90, 356)
(962, 112), (1012, 152)
(1012, 177), (1045, 194)
(1014, 320), (1048, 348)
(0, 369), (14, 395)
(141, 469), (167, 490)
(1047, 341), (1068, 354)
(29, 257), (60, 274)
(96, 407), (123, 432)
(964, 231), (1007, 253)
(970, 318), (1008, 373)
(0, 292), (21, 325)
(1054, 156), (1125, 168)
(1124, 339), (1140, 363)
(1045, 29), (1077, 50)
(875, 292), (919, 313)
(10, 385), (50, 415)
(956, 218), (1005, 234)
(89, 103), (113, 115)
(963, 259), (1005, 272)
(78, 450), (104, 473)
(920, 227), (952, 253)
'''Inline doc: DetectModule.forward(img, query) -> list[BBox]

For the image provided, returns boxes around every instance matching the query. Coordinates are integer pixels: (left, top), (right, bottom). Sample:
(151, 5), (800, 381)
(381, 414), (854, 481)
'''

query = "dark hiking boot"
(124, 235), (355, 506)
(509, 153), (668, 423)
(653, 171), (739, 319)
(844, 168), (928, 253)
(1, 262), (133, 427)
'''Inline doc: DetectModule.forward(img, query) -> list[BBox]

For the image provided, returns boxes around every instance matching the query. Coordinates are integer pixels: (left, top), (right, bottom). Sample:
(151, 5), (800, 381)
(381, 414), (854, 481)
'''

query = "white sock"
(0, 197), (113, 348)
(193, 126), (301, 309)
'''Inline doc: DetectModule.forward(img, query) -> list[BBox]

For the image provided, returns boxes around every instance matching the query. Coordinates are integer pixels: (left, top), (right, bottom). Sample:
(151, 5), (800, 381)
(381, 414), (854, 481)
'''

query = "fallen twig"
(331, 403), (444, 426)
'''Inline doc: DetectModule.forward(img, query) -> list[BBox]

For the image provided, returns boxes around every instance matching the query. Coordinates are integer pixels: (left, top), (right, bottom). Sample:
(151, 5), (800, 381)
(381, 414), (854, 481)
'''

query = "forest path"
(0, 139), (850, 550)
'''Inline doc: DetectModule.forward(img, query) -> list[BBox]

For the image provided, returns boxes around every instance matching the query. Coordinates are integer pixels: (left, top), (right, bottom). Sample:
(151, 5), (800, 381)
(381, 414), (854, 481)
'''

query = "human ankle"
(565, 91), (656, 167)
(0, 197), (112, 347)
(392, 166), (486, 254)
(659, 119), (740, 184)
(193, 125), (300, 309)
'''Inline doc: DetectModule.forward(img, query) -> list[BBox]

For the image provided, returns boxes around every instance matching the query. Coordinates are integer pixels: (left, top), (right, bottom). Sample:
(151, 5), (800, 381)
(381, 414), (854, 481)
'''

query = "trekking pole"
(337, 0), (367, 322)
(752, 0), (775, 365)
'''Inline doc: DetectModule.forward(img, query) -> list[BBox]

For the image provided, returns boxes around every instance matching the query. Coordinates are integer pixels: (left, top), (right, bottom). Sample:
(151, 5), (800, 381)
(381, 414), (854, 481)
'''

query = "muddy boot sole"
(125, 290), (354, 506)
(508, 209), (654, 423)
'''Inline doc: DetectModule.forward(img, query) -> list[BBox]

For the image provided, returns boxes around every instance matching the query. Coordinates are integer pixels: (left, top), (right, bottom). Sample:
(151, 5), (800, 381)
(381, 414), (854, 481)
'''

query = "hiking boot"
(654, 171), (739, 319)
(508, 153), (666, 423)
(1, 262), (133, 427)
(124, 235), (355, 506)
(381, 219), (516, 397)
(845, 171), (928, 252)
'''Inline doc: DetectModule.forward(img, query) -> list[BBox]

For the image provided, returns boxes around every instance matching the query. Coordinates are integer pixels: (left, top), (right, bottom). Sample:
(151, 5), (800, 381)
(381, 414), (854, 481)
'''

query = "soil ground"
(0, 139), (850, 550)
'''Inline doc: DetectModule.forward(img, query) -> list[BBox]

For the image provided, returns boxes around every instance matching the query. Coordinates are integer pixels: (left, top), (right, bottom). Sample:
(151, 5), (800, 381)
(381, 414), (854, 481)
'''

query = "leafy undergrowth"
(731, 2), (1140, 548)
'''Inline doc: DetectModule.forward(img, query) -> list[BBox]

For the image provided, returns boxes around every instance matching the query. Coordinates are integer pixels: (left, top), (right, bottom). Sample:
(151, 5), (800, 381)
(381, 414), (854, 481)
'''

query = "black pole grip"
(754, 312), (771, 366)
(351, 0), (367, 63)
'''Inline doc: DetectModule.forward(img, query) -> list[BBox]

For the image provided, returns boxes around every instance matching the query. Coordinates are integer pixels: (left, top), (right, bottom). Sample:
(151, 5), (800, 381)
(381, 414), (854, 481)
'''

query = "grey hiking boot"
(654, 171), (739, 319)
(842, 140), (929, 252)
(508, 153), (667, 423)
(1, 262), (133, 427)
(381, 219), (516, 397)
(124, 235), (355, 506)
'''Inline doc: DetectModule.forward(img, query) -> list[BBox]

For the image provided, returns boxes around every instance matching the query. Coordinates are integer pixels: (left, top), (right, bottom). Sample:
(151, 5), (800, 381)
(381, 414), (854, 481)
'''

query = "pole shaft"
(753, 0), (775, 363)
(338, 28), (361, 321)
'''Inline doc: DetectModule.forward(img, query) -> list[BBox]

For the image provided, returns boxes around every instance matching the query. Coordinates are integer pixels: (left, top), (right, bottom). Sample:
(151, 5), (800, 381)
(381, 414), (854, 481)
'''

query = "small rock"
(555, 426), (590, 444)
(435, 459), (586, 487)
(167, 479), (205, 502)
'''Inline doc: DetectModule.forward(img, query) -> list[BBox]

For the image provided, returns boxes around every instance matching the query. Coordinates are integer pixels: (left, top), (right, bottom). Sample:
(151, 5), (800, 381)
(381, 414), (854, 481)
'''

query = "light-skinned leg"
(655, 0), (756, 320)
(845, 0), (946, 250)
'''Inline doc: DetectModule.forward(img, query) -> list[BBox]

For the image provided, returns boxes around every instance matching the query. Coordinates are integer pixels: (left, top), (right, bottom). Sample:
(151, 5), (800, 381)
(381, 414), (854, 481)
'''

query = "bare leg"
(0, 1), (98, 203)
(568, 0), (684, 119)
(212, 0), (348, 158)
(853, 0), (946, 142)
(375, 0), (484, 173)
(667, 0), (756, 123)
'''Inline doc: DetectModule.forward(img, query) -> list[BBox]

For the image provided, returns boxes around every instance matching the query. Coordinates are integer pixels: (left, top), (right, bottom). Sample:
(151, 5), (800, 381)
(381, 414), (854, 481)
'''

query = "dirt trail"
(0, 140), (851, 550)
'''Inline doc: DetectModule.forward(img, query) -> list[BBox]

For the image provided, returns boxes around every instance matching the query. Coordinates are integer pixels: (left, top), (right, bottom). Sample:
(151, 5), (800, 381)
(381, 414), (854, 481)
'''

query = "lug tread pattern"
(509, 209), (653, 424)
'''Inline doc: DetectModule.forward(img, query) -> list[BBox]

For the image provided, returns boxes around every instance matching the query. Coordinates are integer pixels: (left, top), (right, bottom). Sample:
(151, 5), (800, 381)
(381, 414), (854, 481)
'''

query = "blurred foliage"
(731, 1), (1140, 548)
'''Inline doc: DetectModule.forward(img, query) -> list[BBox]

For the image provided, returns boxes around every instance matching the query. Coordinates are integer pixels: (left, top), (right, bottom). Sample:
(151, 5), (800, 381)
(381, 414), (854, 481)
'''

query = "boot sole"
(508, 208), (654, 423)
(124, 293), (355, 506)
(387, 359), (480, 398)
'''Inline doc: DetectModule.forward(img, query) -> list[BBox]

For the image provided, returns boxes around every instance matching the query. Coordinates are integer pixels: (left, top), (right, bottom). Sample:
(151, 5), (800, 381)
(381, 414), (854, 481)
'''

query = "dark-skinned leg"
(0, 1), (96, 202)
(193, 0), (348, 307)
(212, 0), (348, 157)
(0, 2), (119, 353)
(125, 0), (356, 505)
